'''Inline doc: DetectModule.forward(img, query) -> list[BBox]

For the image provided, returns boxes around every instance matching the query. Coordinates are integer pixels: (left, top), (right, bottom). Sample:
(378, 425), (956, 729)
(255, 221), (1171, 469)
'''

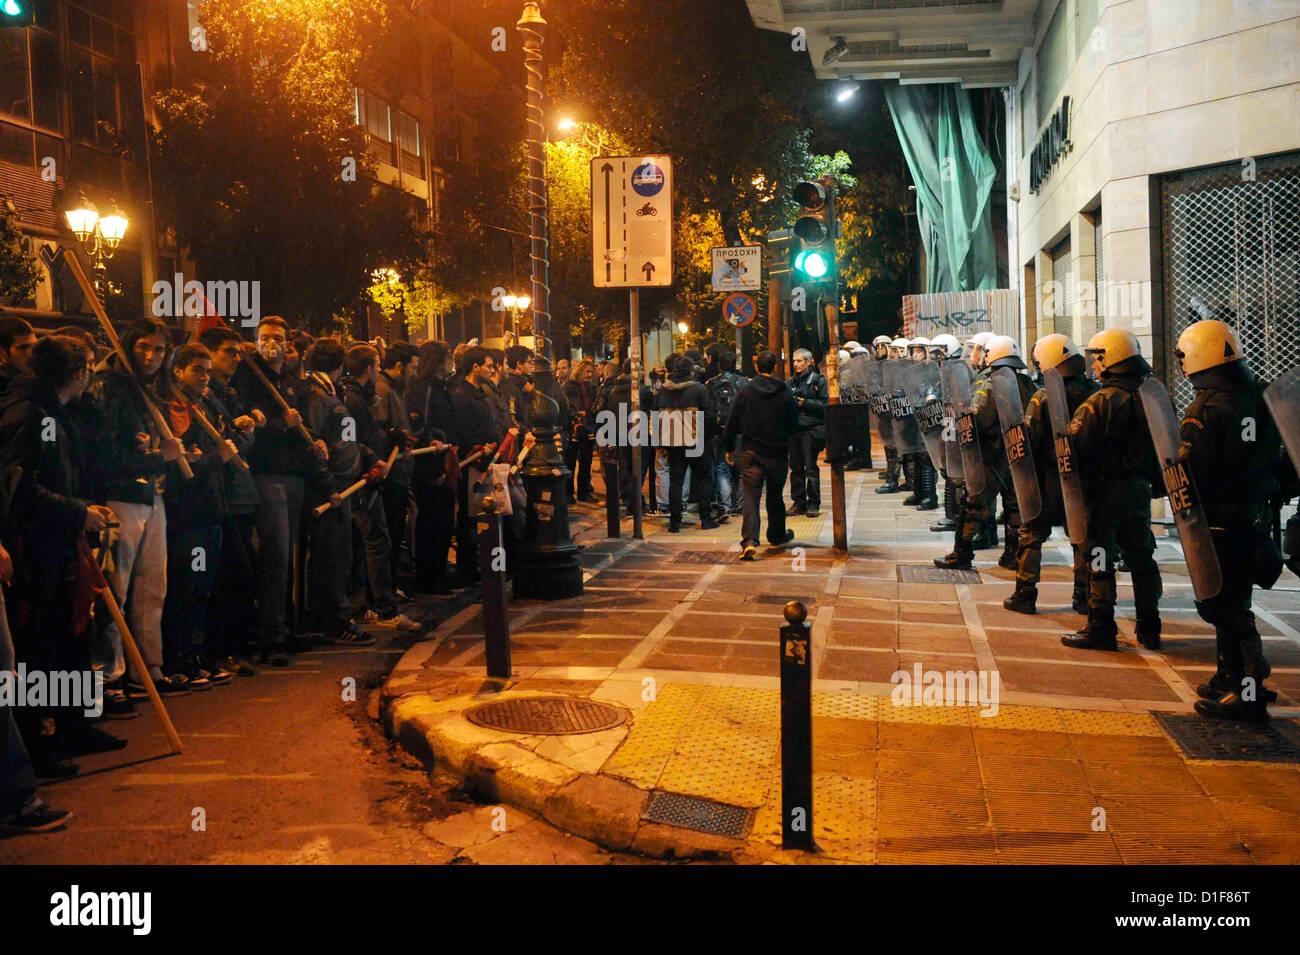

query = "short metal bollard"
(780, 600), (815, 851)
(601, 450), (620, 538)
(477, 496), (511, 679)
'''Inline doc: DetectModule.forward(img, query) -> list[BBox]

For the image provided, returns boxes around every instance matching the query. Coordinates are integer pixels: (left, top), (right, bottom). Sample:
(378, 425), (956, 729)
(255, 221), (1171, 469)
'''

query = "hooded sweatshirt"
(724, 374), (799, 459)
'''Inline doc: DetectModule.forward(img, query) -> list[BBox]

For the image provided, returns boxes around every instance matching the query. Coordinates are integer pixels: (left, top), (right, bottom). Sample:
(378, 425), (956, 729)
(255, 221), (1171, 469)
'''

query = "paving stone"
(543, 774), (648, 850)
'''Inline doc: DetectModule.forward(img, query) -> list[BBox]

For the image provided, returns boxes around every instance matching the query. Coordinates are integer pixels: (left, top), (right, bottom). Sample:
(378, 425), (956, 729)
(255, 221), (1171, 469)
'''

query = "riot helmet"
(1175, 320), (1242, 376)
(985, 335), (1026, 371)
(1030, 333), (1081, 372)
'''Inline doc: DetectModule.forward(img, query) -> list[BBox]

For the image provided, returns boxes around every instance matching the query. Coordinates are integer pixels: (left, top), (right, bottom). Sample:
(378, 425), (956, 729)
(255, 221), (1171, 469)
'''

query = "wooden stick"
(312, 445), (400, 516)
(408, 442), (449, 457)
(241, 351), (316, 447)
(101, 584), (183, 754)
(433, 447), (488, 487)
(169, 382), (249, 470)
(59, 249), (194, 480)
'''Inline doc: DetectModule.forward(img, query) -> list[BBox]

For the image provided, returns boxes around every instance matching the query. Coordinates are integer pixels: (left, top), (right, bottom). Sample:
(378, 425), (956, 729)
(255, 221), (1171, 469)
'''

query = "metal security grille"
(1160, 153), (1300, 410)
(1052, 239), (1073, 333)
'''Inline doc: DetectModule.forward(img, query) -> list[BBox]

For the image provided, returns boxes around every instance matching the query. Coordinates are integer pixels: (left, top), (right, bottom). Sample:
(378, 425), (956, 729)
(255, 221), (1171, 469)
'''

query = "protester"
(375, 341), (418, 588)
(724, 350), (798, 560)
(448, 345), (502, 586)
(407, 340), (458, 595)
(0, 316), (36, 397)
(706, 348), (746, 517)
(786, 348), (828, 518)
(656, 356), (724, 533)
(565, 359), (598, 503)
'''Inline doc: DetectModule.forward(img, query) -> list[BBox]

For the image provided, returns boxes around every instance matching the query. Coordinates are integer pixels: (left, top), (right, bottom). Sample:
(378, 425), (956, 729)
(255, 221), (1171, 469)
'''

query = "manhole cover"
(899, 565), (982, 584)
(1156, 714), (1300, 763)
(752, 594), (815, 605)
(466, 698), (628, 735)
(643, 791), (750, 838)
(671, 550), (738, 565)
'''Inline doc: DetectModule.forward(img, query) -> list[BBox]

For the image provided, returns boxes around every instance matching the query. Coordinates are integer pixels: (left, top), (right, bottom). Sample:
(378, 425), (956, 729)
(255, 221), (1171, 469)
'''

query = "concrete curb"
(379, 680), (749, 861)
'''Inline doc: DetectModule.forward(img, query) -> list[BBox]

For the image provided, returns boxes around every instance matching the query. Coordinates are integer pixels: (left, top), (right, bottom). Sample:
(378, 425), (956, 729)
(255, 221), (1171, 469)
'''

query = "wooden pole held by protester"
(240, 352), (316, 448)
(170, 383), (249, 470)
(59, 249), (195, 481)
(102, 585), (183, 754)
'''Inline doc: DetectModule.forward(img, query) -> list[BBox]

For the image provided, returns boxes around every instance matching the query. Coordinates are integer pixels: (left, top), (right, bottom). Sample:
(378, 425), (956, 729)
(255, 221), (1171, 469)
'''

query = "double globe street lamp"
(64, 193), (128, 303)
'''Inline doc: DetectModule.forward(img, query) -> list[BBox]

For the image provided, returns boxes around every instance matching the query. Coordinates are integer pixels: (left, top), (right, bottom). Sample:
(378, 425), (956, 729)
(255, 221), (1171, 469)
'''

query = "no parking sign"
(723, 292), (756, 327)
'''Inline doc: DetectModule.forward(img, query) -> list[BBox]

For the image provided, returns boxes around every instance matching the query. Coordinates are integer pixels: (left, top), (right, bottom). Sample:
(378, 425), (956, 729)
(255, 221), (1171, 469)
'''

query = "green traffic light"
(2, 1), (23, 17)
(795, 249), (828, 279)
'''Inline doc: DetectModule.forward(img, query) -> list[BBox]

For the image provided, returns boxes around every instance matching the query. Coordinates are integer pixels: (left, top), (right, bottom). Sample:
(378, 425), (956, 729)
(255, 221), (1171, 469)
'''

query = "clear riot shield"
(953, 368), (985, 495)
(865, 359), (894, 448)
(885, 358), (922, 454)
(848, 353), (872, 406)
(839, 353), (860, 404)
(912, 361), (948, 473)
(1263, 364), (1300, 478)
(939, 360), (972, 480)
(1042, 367), (1088, 545)
(1138, 377), (1222, 601)
(990, 367), (1043, 524)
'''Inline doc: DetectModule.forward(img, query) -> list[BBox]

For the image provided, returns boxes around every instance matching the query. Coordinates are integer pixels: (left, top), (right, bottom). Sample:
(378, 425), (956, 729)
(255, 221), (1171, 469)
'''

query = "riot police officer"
(1003, 334), (1097, 615)
(904, 337), (939, 510)
(1061, 328), (1163, 652)
(928, 334), (964, 532)
(887, 337), (914, 493)
(1176, 320), (1280, 721)
(966, 332), (999, 549)
(935, 336), (1034, 570)
(872, 335), (901, 492)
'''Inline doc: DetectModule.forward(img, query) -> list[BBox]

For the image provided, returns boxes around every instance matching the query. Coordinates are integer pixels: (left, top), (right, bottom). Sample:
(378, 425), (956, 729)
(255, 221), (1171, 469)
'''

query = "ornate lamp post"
(513, 0), (582, 600)
(65, 193), (128, 303)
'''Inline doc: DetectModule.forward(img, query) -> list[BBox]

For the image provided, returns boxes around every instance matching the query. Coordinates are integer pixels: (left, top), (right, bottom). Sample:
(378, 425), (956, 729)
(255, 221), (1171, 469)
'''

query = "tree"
(150, 0), (423, 331)
(0, 203), (41, 307)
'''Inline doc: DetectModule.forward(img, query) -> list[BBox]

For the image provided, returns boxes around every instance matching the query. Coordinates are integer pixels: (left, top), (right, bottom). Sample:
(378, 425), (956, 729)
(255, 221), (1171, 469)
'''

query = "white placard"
(591, 155), (673, 288)
(711, 245), (761, 291)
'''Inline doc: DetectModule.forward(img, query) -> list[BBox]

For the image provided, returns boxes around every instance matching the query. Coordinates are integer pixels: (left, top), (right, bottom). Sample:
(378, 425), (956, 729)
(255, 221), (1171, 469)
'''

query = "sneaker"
(740, 544), (758, 561)
(182, 670), (213, 692)
(805, 509), (819, 519)
(768, 529), (796, 548)
(63, 724), (128, 756)
(785, 505), (806, 517)
(204, 663), (236, 686)
(258, 649), (291, 668)
(102, 688), (138, 720)
(220, 655), (257, 677)
(1, 802), (72, 834)
(156, 674), (192, 696)
(376, 612), (423, 633)
(327, 625), (376, 646)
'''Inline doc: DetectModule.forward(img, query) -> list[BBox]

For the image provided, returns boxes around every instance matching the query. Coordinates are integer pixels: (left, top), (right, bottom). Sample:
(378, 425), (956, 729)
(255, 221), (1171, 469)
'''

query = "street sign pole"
(629, 289), (643, 540)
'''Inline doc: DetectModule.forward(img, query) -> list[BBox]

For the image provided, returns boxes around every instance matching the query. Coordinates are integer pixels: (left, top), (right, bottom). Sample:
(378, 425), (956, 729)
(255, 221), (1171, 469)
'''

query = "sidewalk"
(379, 458), (1300, 863)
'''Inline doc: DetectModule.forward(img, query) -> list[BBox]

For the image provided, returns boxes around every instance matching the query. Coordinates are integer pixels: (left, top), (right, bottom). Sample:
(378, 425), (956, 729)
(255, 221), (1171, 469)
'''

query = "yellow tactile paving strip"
(600, 682), (1300, 864)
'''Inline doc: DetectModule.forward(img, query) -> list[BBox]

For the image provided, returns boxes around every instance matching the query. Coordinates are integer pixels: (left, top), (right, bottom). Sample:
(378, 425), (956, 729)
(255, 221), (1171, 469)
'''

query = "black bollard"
(601, 450), (621, 538)
(477, 496), (511, 679)
(780, 600), (815, 851)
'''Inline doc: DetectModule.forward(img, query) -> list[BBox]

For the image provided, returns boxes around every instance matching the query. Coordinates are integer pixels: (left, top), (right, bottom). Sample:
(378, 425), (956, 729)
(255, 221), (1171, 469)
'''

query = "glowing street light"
(64, 193), (128, 303)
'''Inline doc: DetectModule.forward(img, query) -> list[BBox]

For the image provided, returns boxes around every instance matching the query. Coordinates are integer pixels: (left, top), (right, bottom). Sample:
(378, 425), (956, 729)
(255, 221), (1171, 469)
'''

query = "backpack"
(710, 374), (740, 433)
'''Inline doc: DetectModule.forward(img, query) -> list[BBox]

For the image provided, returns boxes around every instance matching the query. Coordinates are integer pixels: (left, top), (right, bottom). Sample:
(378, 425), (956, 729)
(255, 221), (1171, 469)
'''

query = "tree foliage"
(150, 0), (423, 331)
(0, 204), (41, 307)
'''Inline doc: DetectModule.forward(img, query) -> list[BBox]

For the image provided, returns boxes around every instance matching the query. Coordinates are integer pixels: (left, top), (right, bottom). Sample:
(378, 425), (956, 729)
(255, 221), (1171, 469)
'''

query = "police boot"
(930, 480), (958, 531)
(1197, 634), (1274, 720)
(876, 447), (900, 494)
(1061, 609), (1118, 651)
(917, 462), (939, 510)
(1071, 585), (1088, 616)
(971, 516), (997, 550)
(903, 457), (921, 505)
(997, 524), (1019, 570)
(935, 516), (976, 570)
(1135, 616), (1161, 651)
(1002, 581), (1037, 615)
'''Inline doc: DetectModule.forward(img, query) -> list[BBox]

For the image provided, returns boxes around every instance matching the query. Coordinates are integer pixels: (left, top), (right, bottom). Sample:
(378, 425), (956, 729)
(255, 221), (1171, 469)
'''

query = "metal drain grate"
(898, 565), (982, 584)
(1156, 714), (1300, 763)
(466, 697), (628, 736)
(671, 550), (738, 565)
(643, 791), (750, 838)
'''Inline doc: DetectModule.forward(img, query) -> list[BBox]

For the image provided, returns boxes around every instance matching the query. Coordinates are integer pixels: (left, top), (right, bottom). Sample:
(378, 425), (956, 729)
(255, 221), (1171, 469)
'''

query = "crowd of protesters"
(0, 310), (833, 835)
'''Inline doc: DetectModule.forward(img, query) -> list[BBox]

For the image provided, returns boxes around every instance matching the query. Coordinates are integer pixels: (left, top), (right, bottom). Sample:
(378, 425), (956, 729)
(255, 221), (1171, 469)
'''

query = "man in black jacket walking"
(656, 357), (723, 532)
(786, 348), (828, 517)
(724, 351), (799, 560)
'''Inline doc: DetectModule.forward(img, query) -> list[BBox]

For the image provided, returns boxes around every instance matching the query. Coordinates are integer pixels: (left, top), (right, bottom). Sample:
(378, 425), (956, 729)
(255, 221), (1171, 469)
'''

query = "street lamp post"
(514, 1), (582, 601)
(65, 194), (128, 304)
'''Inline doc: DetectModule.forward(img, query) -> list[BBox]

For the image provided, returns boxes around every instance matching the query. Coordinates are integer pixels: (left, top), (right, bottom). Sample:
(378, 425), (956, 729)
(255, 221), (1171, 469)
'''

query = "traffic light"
(791, 178), (836, 286)
(1, 0), (34, 27)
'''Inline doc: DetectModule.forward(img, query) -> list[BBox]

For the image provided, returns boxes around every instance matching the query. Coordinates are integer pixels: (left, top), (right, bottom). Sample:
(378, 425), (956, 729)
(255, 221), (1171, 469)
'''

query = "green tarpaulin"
(884, 82), (998, 293)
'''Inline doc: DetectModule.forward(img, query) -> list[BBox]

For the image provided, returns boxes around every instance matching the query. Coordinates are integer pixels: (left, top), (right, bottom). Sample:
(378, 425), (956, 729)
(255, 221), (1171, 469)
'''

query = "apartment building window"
(1037, 1), (1071, 126)
(357, 88), (392, 144)
(397, 109), (423, 179)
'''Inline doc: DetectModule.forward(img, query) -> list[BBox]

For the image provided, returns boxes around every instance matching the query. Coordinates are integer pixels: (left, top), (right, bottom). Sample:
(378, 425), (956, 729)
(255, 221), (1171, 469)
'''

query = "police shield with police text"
(990, 366), (1042, 524)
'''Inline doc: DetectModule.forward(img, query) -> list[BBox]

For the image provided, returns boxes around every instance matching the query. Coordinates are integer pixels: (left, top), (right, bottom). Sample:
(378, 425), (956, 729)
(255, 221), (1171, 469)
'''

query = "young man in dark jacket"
(160, 344), (241, 689)
(341, 344), (420, 632)
(565, 360), (599, 503)
(786, 348), (828, 518)
(656, 357), (723, 532)
(409, 340), (458, 594)
(301, 339), (372, 646)
(374, 341), (418, 590)
(724, 351), (799, 560)
(1, 334), (119, 777)
(448, 345), (503, 585)
(232, 316), (317, 665)
(706, 349), (747, 517)
(595, 359), (654, 511)
(92, 318), (186, 696)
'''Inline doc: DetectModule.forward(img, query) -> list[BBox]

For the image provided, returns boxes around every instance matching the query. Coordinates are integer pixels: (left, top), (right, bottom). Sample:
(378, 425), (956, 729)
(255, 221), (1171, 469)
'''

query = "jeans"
(351, 486), (397, 616)
(739, 449), (789, 546)
(161, 520), (223, 674)
(307, 496), (354, 636)
(712, 440), (736, 510)
(0, 588), (38, 817)
(381, 481), (411, 586)
(654, 449), (670, 509)
(103, 495), (169, 681)
(788, 431), (824, 512)
(567, 435), (595, 498)
(253, 475), (305, 650)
